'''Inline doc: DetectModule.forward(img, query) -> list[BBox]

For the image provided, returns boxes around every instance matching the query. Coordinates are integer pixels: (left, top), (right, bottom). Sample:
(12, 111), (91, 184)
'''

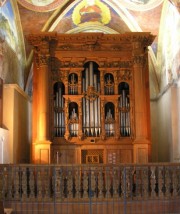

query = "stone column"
(132, 42), (150, 163)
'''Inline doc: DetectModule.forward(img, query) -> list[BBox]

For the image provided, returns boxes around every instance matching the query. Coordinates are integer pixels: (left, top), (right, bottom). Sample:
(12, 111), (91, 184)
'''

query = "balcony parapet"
(0, 163), (180, 202)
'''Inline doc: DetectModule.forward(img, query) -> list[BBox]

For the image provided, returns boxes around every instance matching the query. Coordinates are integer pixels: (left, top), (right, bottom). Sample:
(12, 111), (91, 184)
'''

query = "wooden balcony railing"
(0, 163), (180, 202)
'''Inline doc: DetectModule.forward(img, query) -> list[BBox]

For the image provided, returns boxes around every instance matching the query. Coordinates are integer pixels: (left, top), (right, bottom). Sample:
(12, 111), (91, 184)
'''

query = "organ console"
(28, 32), (155, 164)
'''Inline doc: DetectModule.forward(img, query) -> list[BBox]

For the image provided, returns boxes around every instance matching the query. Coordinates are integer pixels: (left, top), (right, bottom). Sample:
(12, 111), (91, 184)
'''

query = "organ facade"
(28, 32), (155, 164)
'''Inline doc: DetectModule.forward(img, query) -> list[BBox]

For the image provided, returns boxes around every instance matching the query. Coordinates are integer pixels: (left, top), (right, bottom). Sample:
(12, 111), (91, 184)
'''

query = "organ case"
(28, 32), (155, 164)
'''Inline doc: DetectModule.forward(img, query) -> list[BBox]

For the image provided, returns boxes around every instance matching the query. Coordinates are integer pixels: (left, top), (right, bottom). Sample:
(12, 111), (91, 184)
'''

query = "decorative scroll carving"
(59, 61), (84, 68)
(101, 61), (132, 68)
(132, 55), (145, 65)
(68, 117), (78, 125)
(28, 33), (57, 47)
(104, 78), (114, 91)
(55, 33), (155, 47)
(38, 55), (49, 67)
(83, 86), (99, 102)
(82, 43), (101, 51)
(119, 69), (132, 81)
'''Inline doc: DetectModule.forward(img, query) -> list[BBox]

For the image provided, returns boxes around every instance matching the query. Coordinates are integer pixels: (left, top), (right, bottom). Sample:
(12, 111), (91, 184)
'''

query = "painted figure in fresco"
(79, 0), (102, 23)
(30, 0), (54, 6)
(72, 0), (111, 26)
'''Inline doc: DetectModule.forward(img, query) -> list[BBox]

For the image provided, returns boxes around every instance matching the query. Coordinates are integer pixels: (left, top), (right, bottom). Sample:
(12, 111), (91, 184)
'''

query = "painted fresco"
(72, 0), (111, 26)
(0, 0), (24, 88)
(54, 0), (130, 34)
(26, 0), (54, 6)
(17, 0), (65, 12)
(0, 1), (20, 58)
(158, 3), (180, 86)
(121, 0), (163, 11)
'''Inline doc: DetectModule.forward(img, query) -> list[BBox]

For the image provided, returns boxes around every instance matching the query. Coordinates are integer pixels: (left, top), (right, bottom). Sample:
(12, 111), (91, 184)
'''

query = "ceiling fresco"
(52, 0), (130, 34)
(120, 0), (164, 11)
(1, 0), (178, 97)
(1, 1), (21, 58)
(17, 0), (65, 11)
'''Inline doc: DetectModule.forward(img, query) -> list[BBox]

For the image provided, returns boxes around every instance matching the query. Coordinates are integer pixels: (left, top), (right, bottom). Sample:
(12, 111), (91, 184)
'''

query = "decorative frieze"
(132, 55), (145, 65)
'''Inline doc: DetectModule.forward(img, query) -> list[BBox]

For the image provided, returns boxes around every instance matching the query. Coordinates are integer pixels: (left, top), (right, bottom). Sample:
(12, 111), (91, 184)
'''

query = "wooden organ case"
(28, 32), (155, 164)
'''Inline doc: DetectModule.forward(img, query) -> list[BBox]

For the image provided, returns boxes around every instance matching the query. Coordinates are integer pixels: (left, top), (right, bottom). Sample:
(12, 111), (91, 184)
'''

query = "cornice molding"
(27, 32), (155, 51)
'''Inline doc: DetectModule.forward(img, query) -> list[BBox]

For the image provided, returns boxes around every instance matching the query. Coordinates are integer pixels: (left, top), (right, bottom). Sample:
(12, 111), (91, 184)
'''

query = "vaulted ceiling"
(1, 0), (180, 97)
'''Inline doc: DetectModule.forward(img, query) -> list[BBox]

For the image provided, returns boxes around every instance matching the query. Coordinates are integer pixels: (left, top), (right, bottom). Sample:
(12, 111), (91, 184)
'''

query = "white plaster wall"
(151, 83), (180, 163)
(156, 88), (172, 162)
(0, 128), (10, 163)
(171, 81), (180, 162)
(3, 84), (32, 163)
(150, 101), (158, 162)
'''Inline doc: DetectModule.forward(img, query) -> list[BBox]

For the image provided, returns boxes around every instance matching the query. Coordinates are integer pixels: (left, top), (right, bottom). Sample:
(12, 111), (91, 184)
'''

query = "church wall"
(3, 84), (31, 163)
(151, 82), (180, 163)
(150, 101), (158, 162)
(156, 89), (172, 162)
(171, 81), (180, 162)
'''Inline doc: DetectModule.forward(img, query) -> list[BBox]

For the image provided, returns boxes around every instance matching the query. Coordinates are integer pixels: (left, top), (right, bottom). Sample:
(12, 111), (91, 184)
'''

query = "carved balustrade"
(0, 163), (180, 202)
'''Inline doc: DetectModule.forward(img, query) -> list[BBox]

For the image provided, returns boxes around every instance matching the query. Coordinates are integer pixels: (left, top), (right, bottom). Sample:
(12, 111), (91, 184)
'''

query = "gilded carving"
(59, 61), (84, 68)
(132, 55), (145, 65)
(83, 86), (99, 101)
(119, 69), (132, 81)
(101, 61), (132, 68)
(38, 55), (49, 66)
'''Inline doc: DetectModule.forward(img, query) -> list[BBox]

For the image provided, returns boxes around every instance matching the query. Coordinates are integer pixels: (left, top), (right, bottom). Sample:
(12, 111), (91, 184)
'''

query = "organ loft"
(28, 32), (155, 164)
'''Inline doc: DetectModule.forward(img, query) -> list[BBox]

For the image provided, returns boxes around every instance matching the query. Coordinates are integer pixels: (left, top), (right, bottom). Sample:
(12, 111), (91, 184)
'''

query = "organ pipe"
(82, 62), (101, 137)
(54, 83), (65, 137)
(119, 84), (130, 137)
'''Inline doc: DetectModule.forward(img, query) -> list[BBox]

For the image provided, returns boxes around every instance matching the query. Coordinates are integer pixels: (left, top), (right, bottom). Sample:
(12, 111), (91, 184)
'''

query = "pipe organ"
(82, 62), (101, 137)
(28, 32), (155, 164)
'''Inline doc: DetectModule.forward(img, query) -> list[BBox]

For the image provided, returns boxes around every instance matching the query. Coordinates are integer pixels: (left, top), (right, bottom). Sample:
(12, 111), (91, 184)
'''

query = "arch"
(104, 73), (114, 95)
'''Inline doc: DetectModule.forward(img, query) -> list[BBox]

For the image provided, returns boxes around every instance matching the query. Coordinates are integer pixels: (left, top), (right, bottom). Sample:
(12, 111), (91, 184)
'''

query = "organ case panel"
(28, 32), (155, 164)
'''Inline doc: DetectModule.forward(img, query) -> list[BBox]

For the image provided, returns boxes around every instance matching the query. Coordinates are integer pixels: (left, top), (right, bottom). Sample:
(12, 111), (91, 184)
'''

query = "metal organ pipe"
(82, 62), (100, 137)
(54, 84), (65, 137)
(89, 62), (94, 136)
(119, 87), (130, 137)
